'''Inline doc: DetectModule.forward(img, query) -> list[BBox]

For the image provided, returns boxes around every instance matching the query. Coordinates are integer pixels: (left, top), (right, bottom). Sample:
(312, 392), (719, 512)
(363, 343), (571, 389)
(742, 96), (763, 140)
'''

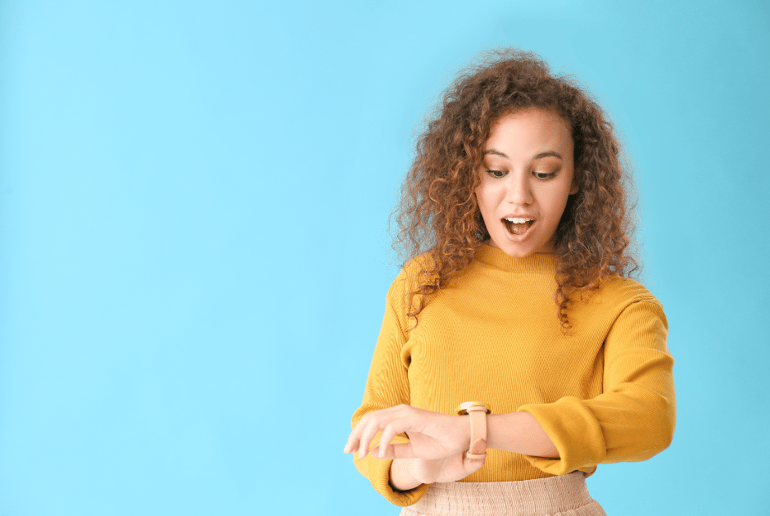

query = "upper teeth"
(505, 217), (532, 224)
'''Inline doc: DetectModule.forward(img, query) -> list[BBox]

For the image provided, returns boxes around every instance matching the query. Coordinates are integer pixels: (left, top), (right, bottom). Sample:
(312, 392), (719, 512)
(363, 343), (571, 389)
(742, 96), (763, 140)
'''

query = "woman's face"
(475, 108), (578, 257)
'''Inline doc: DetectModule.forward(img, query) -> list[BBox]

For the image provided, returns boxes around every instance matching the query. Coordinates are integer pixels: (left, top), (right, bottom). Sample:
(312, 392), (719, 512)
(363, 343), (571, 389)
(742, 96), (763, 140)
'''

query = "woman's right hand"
(344, 404), (486, 489)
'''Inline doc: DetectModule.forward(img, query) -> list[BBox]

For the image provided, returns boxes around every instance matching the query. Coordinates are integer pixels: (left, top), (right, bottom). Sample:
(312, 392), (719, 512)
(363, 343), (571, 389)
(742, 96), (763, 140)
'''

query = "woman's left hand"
(344, 404), (471, 462)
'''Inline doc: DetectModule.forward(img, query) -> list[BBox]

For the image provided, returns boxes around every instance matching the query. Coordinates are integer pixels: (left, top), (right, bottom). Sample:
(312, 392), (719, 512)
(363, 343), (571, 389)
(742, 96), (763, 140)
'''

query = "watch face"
(456, 401), (490, 414)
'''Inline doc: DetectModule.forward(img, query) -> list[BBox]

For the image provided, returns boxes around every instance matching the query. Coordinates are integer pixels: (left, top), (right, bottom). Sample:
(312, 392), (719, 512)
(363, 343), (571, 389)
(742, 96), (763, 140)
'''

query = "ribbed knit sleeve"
(350, 273), (431, 507)
(518, 299), (676, 475)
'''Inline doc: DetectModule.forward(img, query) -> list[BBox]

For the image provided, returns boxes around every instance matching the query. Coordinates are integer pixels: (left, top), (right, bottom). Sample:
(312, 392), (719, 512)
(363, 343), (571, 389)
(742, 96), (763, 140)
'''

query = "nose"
(505, 172), (533, 205)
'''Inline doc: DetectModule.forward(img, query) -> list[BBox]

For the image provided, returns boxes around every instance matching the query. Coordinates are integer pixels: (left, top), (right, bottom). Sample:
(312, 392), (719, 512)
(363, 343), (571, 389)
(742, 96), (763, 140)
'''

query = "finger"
(360, 409), (409, 459)
(344, 429), (356, 454)
(376, 422), (404, 459)
(344, 434), (359, 455)
(357, 418), (383, 459)
(374, 441), (416, 460)
(344, 416), (368, 454)
(345, 410), (378, 454)
(345, 405), (410, 456)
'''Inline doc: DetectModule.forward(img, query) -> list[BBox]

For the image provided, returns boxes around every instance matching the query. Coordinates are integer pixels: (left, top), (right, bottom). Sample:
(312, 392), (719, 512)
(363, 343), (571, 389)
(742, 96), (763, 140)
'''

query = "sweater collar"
(475, 244), (558, 273)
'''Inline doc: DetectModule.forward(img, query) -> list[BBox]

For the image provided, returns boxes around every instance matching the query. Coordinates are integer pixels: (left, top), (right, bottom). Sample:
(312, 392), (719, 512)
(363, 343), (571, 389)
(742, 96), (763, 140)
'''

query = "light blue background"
(1, 1), (768, 514)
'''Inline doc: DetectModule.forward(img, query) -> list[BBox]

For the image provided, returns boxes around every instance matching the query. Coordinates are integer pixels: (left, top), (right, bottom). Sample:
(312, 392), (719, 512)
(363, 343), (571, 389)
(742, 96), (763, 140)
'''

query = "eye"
(533, 171), (556, 180)
(486, 169), (507, 179)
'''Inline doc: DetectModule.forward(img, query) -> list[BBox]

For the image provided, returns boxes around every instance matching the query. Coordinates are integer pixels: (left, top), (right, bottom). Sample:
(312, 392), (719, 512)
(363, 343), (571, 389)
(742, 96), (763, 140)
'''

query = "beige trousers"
(400, 472), (606, 516)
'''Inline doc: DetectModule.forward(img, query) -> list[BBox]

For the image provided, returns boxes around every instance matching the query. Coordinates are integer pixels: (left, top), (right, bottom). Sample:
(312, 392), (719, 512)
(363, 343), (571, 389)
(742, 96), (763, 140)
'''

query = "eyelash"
(486, 170), (556, 180)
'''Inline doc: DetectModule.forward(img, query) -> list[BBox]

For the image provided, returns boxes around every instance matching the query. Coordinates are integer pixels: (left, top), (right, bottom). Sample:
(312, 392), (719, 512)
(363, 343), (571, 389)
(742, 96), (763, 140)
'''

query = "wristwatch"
(455, 401), (491, 462)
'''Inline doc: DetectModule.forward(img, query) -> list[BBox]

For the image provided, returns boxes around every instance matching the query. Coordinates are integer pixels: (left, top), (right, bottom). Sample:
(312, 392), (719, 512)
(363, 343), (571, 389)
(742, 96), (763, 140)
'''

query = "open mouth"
(502, 217), (534, 236)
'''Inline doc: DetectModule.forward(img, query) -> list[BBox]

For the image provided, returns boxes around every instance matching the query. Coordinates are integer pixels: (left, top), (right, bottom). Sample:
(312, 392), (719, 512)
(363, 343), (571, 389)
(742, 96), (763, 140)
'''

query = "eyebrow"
(483, 149), (563, 161)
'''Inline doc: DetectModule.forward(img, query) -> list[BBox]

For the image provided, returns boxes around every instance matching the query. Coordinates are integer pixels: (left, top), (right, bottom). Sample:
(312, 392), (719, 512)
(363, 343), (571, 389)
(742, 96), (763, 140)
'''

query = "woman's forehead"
(484, 109), (574, 158)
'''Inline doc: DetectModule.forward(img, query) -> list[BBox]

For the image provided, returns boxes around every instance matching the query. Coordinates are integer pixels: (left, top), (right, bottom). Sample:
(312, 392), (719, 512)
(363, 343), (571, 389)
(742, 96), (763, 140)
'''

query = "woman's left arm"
(518, 299), (676, 475)
(486, 411), (560, 458)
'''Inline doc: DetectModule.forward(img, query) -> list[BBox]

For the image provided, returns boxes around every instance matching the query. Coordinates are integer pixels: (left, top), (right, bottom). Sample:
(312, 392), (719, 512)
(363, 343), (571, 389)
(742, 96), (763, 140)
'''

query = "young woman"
(344, 49), (675, 516)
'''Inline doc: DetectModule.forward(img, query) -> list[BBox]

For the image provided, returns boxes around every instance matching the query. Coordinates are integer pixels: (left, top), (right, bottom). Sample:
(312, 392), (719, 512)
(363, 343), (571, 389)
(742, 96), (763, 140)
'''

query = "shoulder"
(596, 277), (671, 354)
(390, 252), (438, 293)
(593, 275), (662, 310)
(383, 252), (440, 320)
(571, 275), (667, 332)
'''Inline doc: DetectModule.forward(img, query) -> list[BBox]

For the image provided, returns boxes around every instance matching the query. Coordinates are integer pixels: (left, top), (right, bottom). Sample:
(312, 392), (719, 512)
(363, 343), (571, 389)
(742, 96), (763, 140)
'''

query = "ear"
(569, 168), (580, 195)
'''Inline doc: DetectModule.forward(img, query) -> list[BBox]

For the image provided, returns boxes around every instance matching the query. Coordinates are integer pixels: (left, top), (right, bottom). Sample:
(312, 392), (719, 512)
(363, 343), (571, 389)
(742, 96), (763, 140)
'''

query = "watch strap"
(455, 402), (490, 462)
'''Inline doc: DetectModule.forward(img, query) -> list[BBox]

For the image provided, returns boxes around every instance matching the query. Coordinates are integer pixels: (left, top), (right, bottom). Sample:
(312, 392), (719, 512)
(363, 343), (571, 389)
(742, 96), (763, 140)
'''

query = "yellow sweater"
(351, 245), (676, 506)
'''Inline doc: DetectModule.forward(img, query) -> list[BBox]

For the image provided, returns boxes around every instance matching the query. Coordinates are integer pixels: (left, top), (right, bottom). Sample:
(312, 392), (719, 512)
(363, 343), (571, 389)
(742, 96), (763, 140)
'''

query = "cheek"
(474, 182), (495, 211)
(545, 187), (572, 218)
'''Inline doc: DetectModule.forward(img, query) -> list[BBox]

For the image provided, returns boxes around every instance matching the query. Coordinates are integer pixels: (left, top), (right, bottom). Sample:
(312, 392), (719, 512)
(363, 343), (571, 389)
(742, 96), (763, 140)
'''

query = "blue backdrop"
(1, 1), (768, 514)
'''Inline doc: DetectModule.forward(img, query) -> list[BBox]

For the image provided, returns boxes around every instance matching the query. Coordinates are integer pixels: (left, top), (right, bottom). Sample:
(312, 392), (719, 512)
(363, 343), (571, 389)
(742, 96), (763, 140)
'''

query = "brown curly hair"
(393, 48), (638, 329)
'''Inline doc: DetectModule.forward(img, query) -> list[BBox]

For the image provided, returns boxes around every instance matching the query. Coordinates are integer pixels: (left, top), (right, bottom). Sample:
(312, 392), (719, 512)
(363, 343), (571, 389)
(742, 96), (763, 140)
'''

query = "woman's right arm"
(349, 273), (432, 507)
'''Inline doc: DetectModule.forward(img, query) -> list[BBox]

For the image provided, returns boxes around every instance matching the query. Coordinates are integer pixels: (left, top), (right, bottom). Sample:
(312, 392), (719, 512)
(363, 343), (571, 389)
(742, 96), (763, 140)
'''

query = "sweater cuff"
(369, 458), (431, 507)
(517, 397), (606, 476)
(353, 434), (431, 506)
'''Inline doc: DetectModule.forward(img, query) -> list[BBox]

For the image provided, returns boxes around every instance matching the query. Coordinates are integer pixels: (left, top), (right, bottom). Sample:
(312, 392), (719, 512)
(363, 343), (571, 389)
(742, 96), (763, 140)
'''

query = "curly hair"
(392, 48), (638, 329)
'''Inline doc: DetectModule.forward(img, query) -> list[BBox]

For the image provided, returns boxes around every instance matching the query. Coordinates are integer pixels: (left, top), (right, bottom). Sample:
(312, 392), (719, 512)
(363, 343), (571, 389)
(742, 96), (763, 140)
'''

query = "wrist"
(389, 459), (423, 492)
(458, 414), (472, 450)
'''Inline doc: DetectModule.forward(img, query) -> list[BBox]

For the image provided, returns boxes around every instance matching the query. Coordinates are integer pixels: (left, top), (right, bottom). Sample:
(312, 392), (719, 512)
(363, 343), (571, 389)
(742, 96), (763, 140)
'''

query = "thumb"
(462, 453), (486, 474)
